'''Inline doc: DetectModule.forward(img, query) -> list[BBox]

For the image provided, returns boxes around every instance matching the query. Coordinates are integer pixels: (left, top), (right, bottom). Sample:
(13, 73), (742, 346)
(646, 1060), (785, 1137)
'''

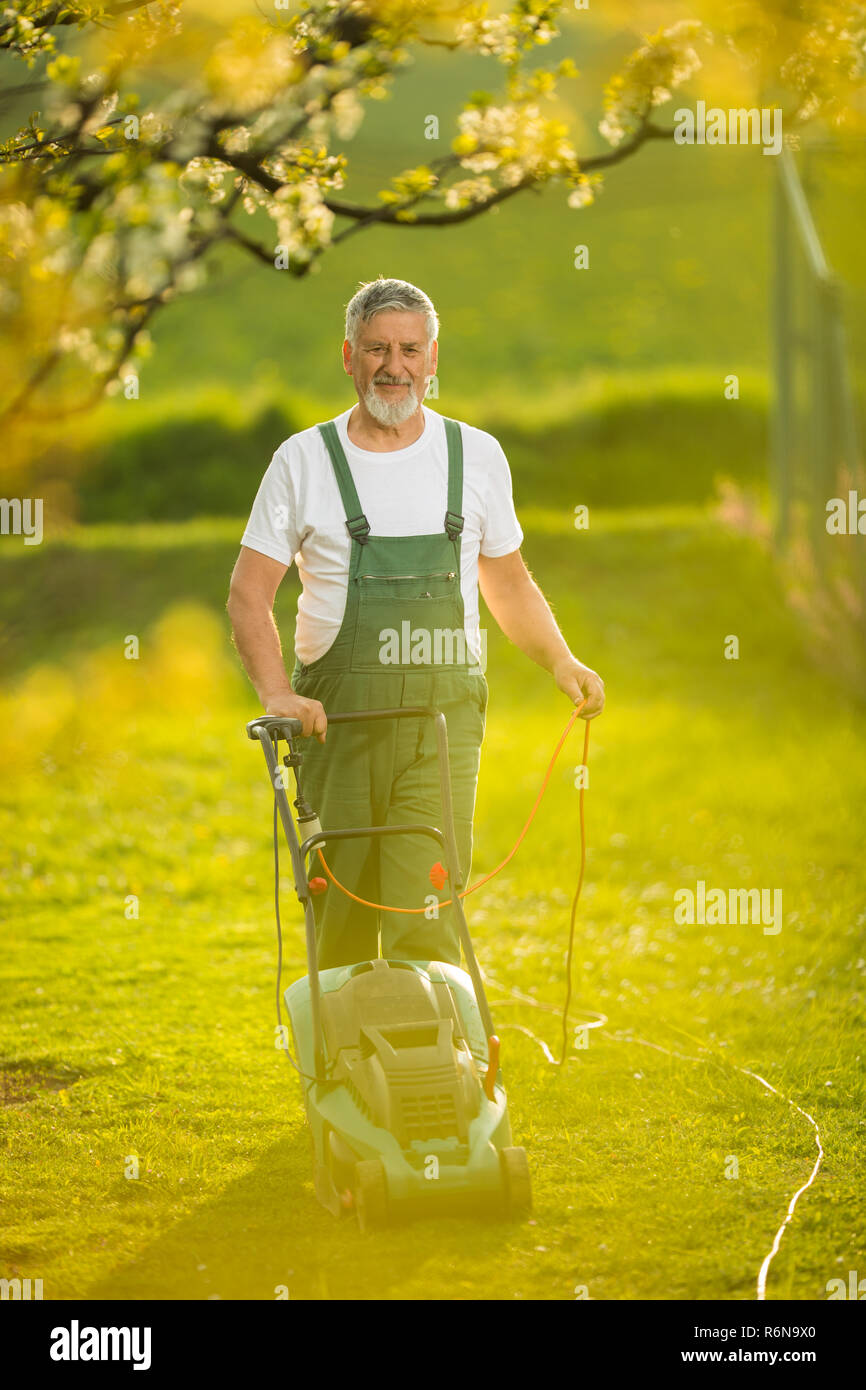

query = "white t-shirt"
(240, 404), (524, 667)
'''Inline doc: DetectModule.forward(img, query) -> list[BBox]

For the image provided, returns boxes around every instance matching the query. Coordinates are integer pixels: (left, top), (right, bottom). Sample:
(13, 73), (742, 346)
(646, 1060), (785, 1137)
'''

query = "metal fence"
(771, 142), (864, 571)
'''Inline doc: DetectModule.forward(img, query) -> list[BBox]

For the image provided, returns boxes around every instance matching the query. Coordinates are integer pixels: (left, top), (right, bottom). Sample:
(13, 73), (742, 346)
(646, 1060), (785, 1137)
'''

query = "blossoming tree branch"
(0, 0), (861, 430)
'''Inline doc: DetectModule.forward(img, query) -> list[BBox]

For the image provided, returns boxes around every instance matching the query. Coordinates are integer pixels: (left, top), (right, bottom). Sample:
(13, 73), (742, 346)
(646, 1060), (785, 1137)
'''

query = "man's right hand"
(263, 691), (328, 743)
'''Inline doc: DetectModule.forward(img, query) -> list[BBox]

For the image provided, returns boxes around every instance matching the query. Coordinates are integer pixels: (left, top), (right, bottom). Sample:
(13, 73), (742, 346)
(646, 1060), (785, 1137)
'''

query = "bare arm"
(478, 549), (605, 718)
(226, 546), (328, 741)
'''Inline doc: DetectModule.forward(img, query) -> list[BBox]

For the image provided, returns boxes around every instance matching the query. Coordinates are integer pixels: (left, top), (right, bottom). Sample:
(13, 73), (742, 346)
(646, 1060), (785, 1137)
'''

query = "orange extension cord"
(314, 697), (590, 914)
(314, 698), (591, 1067)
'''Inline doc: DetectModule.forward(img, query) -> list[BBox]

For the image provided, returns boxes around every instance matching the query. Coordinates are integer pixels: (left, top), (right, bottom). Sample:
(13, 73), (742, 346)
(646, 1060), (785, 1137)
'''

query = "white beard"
(363, 376), (426, 427)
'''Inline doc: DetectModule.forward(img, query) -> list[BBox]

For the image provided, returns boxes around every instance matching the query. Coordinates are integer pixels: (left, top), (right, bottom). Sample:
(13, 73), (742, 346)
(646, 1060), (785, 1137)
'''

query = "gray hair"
(344, 276), (439, 350)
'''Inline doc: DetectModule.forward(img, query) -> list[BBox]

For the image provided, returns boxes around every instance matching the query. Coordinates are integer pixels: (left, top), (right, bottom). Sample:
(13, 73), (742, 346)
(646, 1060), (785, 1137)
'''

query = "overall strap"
(317, 420), (370, 544)
(317, 415), (464, 543)
(443, 416), (464, 540)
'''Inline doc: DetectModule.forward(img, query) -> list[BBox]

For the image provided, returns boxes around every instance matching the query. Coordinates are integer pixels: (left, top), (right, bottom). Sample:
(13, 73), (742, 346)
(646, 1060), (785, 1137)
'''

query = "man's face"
(343, 309), (437, 426)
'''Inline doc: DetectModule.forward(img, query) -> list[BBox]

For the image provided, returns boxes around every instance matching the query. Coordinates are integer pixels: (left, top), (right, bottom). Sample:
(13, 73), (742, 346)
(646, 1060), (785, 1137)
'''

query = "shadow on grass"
(81, 1126), (517, 1302)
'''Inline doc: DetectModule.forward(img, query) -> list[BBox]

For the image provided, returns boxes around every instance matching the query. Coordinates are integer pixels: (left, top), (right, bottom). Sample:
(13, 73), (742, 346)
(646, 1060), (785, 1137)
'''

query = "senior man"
(227, 276), (604, 971)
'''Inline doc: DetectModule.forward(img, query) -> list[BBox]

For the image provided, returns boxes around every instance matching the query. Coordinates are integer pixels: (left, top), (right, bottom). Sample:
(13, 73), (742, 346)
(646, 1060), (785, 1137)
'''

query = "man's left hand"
(553, 656), (605, 719)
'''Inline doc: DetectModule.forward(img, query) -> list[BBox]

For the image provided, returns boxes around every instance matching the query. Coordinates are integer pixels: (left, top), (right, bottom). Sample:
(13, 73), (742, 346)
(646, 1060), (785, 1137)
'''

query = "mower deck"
(285, 958), (530, 1227)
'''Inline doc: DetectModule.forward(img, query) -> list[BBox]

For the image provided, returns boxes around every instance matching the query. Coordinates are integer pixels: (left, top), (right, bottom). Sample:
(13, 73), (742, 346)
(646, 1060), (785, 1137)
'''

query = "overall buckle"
(444, 509), (464, 539)
(346, 514), (371, 544)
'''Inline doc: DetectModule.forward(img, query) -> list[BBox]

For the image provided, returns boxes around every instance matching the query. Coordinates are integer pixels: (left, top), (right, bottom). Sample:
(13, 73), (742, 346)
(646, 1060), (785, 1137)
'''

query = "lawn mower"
(246, 706), (531, 1230)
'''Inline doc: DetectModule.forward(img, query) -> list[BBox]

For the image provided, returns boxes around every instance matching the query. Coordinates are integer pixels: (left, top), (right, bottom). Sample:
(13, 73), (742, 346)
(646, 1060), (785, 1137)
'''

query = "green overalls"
(290, 414), (489, 971)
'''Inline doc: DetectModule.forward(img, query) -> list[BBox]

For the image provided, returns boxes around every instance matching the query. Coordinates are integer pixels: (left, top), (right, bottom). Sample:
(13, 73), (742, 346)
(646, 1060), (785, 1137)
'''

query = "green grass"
(1, 504), (864, 1300)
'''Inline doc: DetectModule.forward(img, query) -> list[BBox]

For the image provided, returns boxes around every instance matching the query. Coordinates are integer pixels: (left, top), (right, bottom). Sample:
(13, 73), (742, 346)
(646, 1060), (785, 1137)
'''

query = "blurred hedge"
(38, 369), (769, 523)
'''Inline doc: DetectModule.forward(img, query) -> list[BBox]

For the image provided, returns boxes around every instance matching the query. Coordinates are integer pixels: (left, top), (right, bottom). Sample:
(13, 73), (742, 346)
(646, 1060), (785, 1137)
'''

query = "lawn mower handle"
(246, 704), (498, 1083)
(246, 707), (454, 743)
(246, 715), (303, 741)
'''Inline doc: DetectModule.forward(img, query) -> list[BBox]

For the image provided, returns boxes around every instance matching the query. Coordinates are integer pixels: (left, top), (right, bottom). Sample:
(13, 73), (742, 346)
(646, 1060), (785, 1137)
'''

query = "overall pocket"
(354, 569), (456, 600)
(351, 572), (464, 670)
